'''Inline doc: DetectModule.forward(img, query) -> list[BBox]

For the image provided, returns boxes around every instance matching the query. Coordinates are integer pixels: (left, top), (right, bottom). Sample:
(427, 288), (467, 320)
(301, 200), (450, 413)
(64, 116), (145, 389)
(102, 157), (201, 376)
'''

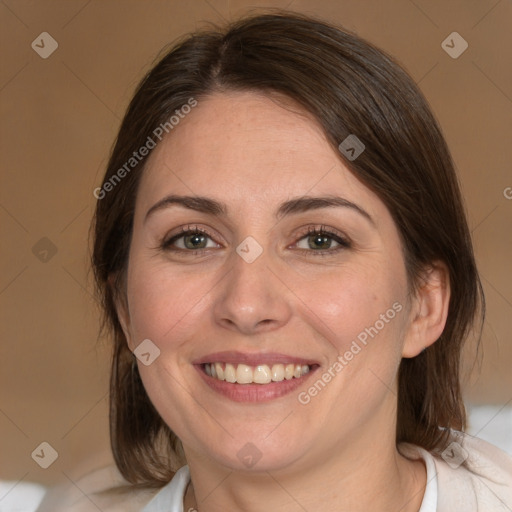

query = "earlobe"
(402, 262), (451, 358)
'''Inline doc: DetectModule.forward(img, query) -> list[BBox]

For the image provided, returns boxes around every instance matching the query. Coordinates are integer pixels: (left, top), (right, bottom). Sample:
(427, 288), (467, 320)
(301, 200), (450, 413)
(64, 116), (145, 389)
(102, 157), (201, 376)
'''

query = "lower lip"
(195, 365), (318, 403)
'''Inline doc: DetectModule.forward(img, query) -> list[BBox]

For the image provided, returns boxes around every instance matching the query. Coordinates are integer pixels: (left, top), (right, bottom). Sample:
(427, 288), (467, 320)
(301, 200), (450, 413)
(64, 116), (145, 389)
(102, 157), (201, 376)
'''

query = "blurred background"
(1, 0), (511, 502)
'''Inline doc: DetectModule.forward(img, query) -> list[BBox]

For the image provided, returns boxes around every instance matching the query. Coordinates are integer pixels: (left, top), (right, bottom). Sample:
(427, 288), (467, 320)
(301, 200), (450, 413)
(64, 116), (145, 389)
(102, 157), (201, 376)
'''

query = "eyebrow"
(144, 194), (375, 226)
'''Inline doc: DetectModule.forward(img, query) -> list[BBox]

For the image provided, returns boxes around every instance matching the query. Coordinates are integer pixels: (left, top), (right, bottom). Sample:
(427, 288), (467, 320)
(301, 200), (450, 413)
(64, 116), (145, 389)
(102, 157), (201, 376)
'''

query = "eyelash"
(294, 226), (351, 256)
(160, 224), (351, 257)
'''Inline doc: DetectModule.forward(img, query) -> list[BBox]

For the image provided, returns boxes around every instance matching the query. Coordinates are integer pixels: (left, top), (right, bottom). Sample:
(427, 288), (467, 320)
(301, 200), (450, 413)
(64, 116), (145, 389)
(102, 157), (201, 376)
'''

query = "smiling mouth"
(203, 362), (317, 384)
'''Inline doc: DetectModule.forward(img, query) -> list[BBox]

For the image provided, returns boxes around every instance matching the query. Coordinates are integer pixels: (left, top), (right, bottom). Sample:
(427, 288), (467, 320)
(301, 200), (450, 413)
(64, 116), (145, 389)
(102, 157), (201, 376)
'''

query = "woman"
(39, 10), (512, 512)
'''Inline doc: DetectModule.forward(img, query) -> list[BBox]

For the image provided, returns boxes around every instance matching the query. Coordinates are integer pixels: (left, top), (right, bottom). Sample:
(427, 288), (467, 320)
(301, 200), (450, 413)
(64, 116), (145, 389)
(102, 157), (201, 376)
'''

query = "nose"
(212, 244), (292, 336)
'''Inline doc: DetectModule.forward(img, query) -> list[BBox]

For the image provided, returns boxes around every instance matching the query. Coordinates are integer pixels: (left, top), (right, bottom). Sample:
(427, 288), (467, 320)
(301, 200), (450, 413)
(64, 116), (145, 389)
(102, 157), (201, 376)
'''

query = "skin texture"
(116, 91), (450, 511)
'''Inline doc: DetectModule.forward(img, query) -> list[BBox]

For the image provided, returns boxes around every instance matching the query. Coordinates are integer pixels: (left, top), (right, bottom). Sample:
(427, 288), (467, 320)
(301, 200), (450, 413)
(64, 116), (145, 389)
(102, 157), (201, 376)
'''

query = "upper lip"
(192, 351), (320, 366)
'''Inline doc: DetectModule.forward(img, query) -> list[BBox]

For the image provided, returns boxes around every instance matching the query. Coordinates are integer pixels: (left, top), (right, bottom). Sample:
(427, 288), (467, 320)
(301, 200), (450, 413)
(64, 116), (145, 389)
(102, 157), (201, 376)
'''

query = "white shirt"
(141, 466), (191, 512)
(0, 481), (46, 512)
(36, 431), (512, 511)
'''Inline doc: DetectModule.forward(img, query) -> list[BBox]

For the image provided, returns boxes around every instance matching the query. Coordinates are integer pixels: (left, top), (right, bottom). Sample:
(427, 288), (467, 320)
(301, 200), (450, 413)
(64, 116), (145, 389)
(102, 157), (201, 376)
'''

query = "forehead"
(136, 91), (381, 218)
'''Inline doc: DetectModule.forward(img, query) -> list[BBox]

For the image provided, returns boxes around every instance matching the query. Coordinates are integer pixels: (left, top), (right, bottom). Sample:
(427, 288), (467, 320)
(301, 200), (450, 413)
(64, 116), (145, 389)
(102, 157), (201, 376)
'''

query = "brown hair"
(91, 11), (484, 487)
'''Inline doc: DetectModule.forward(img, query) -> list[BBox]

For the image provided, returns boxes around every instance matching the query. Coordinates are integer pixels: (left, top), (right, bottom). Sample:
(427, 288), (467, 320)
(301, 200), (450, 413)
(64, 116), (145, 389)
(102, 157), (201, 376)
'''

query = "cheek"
(300, 268), (408, 420)
(299, 264), (409, 420)
(300, 262), (407, 354)
(125, 256), (218, 350)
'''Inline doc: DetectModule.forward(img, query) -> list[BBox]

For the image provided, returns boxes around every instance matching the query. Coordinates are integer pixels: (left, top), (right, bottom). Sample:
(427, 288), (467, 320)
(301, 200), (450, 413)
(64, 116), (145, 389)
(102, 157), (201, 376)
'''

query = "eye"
(294, 226), (351, 255)
(159, 224), (351, 257)
(161, 225), (220, 253)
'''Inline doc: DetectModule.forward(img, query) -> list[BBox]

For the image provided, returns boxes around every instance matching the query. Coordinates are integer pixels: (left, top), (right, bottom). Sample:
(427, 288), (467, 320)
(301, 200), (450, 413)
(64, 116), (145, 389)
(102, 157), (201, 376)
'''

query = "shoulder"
(434, 431), (512, 511)
(36, 464), (165, 512)
(401, 430), (512, 511)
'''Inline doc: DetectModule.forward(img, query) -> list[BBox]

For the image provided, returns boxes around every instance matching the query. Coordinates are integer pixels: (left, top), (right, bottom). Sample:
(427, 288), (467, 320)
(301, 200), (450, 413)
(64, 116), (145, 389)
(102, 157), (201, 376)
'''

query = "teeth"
(284, 364), (295, 380)
(271, 364), (284, 382)
(236, 364), (253, 384)
(254, 365), (272, 384)
(204, 362), (311, 384)
(225, 363), (236, 383)
(214, 362), (224, 380)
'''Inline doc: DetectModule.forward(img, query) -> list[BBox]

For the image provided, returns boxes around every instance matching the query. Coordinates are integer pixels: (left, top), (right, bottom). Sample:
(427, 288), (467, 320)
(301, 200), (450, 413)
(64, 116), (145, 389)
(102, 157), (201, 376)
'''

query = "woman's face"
(118, 91), (421, 473)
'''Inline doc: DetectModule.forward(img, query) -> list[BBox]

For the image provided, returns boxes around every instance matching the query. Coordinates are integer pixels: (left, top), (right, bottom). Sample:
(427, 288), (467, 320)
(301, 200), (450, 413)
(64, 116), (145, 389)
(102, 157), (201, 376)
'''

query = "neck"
(182, 428), (426, 512)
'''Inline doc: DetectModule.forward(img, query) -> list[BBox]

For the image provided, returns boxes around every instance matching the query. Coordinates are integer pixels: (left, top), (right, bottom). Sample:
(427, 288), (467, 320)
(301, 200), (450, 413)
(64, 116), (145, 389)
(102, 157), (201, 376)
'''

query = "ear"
(402, 261), (451, 358)
(108, 274), (135, 352)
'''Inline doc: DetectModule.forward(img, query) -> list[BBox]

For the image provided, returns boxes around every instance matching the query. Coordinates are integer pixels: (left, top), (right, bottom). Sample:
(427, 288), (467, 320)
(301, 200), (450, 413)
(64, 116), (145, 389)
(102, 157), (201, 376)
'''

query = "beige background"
(1, 0), (511, 488)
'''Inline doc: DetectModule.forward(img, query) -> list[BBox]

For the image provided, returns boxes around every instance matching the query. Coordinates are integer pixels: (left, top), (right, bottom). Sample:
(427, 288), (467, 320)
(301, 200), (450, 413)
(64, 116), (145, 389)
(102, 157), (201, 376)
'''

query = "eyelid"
(293, 224), (350, 244)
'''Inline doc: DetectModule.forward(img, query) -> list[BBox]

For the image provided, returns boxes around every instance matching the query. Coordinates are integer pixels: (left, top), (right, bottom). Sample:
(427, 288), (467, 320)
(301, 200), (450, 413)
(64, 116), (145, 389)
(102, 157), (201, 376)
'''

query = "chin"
(198, 433), (309, 473)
